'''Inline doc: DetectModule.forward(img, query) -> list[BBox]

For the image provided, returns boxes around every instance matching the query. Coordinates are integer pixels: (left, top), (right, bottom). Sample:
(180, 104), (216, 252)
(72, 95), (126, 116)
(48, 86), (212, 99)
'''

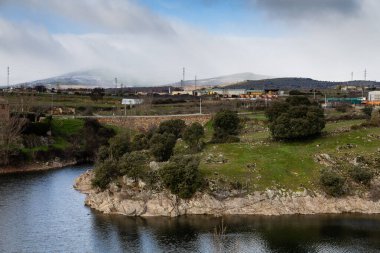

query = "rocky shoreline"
(0, 160), (77, 174)
(74, 170), (380, 217)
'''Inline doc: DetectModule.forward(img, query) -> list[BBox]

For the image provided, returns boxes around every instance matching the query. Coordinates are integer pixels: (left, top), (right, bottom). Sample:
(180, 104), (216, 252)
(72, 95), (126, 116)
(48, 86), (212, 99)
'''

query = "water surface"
(0, 167), (379, 252)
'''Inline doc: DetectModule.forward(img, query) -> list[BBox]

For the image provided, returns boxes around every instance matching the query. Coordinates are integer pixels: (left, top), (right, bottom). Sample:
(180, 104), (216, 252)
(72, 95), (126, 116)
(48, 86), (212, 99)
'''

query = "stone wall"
(96, 114), (212, 131)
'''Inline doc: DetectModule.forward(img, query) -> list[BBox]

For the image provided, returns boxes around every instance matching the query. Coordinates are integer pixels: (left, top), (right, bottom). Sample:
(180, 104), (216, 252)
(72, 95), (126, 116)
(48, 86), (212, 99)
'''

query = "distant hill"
(19, 71), (271, 89)
(170, 72), (272, 87)
(225, 78), (380, 90)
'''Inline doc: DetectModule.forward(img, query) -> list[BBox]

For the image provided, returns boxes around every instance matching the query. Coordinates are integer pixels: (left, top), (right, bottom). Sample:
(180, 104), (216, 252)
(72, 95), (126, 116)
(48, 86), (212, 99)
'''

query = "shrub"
(160, 155), (203, 199)
(22, 121), (51, 136)
(80, 119), (115, 161)
(362, 107), (373, 118)
(335, 103), (352, 113)
(320, 169), (346, 197)
(131, 133), (150, 151)
(92, 158), (120, 189)
(349, 166), (373, 185)
(370, 109), (380, 126)
(157, 119), (186, 139)
(149, 133), (177, 161)
(108, 132), (131, 160)
(183, 122), (205, 152)
(212, 110), (240, 143)
(119, 151), (150, 181)
(266, 97), (325, 140)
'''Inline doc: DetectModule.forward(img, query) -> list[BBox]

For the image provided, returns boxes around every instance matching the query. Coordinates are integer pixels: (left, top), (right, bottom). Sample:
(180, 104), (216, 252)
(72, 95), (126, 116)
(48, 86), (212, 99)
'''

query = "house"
(368, 91), (380, 101)
(0, 98), (10, 121)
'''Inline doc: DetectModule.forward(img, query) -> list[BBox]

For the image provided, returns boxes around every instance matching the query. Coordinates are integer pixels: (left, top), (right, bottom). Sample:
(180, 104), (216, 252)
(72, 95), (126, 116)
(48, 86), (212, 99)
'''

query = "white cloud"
(1, 0), (380, 85)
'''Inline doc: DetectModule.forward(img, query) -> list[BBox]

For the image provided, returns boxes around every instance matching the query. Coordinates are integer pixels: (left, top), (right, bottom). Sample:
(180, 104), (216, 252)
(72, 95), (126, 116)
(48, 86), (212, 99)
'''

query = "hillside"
(225, 78), (380, 90)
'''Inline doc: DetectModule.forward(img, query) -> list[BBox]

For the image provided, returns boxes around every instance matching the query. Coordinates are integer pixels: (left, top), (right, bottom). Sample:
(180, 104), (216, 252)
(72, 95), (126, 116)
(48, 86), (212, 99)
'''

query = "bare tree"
(0, 116), (26, 165)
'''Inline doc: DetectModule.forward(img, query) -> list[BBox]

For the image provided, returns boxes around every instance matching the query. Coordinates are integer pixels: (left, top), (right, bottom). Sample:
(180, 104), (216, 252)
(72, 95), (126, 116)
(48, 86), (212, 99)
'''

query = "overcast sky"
(0, 0), (379, 85)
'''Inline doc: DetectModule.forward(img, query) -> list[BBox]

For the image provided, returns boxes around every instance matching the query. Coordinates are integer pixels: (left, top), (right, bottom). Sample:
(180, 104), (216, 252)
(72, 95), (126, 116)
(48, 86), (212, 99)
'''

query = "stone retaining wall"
(97, 114), (212, 131)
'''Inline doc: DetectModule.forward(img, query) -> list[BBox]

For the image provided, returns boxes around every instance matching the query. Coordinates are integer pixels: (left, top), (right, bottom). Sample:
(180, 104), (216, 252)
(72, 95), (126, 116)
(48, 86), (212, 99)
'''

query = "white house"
(368, 91), (380, 101)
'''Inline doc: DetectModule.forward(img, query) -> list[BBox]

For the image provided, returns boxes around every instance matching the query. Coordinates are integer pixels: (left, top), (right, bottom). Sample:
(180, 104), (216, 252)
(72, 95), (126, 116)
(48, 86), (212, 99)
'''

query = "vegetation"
(92, 158), (120, 189)
(349, 166), (373, 186)
(212, 110), (240, 143)
(149, 133), (177, 162)
(183, 122), (205, 152)
(320, 169), (346, 197)
(119, 151), (150, 182)
(157, 119), (186, 139)
(266, 96), (325, 140)
(160, 155), (203, 199)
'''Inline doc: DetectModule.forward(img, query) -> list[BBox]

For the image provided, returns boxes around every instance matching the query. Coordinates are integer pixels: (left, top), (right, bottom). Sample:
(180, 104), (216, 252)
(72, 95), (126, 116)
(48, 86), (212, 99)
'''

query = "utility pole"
(199, 96), (202, 114)
(181, 67), (185, 88)
(364, 69), (367, 81)
(7, 66), (9, 89)
(194, 75), (197, 95)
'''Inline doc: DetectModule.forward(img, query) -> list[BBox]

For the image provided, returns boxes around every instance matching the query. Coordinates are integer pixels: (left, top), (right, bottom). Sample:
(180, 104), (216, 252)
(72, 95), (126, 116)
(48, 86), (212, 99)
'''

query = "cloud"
(254, 0), (361, 18)
(0, 0), (380, 85)
(0, 0), (175, 34)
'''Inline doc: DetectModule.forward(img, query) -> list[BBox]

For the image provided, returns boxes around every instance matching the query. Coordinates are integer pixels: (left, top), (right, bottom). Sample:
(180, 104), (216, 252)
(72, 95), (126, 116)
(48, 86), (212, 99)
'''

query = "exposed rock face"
(74, 170), (380, 217)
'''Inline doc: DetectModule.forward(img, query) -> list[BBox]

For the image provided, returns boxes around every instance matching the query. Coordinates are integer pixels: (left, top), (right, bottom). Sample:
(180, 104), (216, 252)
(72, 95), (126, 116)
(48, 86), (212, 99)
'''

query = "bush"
(266, 97), (325, 140)
(362, 107), (373, 118)
(183, 122), (205, 152)
(149, 133), (177, 161)
(157, 119), (186, 139)
(108, 132), (131, 160)
(212, 110), (240, 143)
(131, 133), (150, 151)
(370, 109), (380, 126)
(335, 103), (352, 113)
(160, 155), (203, 199)
(349, 166), (373, 186)
(80, 119), (115, 161)
(119, 151), (150, 181)
(320, 169), (346, 197)
(92, 158), (120, 189)
(22, 121), (51, 136)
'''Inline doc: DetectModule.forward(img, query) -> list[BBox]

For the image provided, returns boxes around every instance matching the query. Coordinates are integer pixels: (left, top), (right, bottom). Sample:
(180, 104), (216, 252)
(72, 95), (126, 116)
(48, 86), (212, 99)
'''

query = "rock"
(314, 153), (335, 166)
(149, 161), (160, 171)
(75, 171), (380, 217)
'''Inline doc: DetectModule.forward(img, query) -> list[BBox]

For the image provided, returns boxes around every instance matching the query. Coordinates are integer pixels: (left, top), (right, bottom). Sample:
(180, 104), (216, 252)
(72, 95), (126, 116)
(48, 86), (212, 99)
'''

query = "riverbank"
(74, 170), (380, 217)
(0, 160), (78, 174)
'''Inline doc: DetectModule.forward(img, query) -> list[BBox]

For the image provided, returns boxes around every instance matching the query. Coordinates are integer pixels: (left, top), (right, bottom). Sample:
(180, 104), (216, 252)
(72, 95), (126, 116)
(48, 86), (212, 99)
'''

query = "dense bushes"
(349, 166), (373, 186)
(157, 119), (186, 139)
(212, 110), (240, 143)
(266, 96), (325, 140)
(160, 155), (203, 199)
(92, 158), (120, 189)
(119, 151), (150, 182)
(149, 133), (177, 162)
(183, 122), (205, 151)
(320, 169), (346, 197)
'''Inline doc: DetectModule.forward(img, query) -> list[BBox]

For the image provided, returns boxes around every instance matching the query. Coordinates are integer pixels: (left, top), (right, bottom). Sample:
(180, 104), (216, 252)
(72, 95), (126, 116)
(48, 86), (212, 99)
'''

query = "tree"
(160, 155), (203, 199)
(157, 119), (186, 139)
(92, 158), (120, 189)
(149, 133), (177, 161)
(90, 88), (105, 101)
(212, 110), (240, 143)
(266, 97), (325, 140)
(119, 151), (150, 182)
(108, 132), (131, 160)
(320, 169), (345, 197)
(131, 133), (150, 151)
(81, 119), (115, 161)
(0, 117), (26, 165)
(183, 122), (205, 151)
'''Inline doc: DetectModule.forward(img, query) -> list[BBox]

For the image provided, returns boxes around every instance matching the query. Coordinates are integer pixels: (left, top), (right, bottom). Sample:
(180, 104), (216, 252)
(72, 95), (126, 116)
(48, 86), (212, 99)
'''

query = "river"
(0, 166), (379, 253)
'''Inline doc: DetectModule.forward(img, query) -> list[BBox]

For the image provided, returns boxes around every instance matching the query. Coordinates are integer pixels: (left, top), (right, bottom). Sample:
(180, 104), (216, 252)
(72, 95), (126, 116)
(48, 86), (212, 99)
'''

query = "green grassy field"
(199, 116), (379, 192)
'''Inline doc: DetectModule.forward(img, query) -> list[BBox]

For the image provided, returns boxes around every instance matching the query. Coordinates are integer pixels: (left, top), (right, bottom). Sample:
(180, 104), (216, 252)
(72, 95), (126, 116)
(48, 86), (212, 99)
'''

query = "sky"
(0, 0), (379, 85)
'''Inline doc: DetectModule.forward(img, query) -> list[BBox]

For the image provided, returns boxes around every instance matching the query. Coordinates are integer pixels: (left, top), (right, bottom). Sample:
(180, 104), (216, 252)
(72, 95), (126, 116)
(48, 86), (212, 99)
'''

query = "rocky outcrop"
(0, 159), (77, 174)
(74, 170), (380, 217)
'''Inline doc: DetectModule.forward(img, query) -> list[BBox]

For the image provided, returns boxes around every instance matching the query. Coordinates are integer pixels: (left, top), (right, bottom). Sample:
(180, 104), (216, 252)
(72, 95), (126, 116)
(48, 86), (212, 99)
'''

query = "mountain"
(225, 78), (380, 90)
(170, 72), (272, 87)
(18, 71), (272, 89)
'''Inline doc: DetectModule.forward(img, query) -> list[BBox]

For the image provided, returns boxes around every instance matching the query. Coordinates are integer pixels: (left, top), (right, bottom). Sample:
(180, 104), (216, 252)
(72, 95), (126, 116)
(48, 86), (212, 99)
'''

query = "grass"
(51, 118), (84, 137)
(199, 117), (380, 192)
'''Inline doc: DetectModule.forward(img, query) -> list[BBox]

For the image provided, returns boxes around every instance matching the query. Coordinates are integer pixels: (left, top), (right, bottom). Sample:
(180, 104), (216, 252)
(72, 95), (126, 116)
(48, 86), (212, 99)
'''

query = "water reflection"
(0, 167), (380, 253)
(89, 213), (380, 253)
